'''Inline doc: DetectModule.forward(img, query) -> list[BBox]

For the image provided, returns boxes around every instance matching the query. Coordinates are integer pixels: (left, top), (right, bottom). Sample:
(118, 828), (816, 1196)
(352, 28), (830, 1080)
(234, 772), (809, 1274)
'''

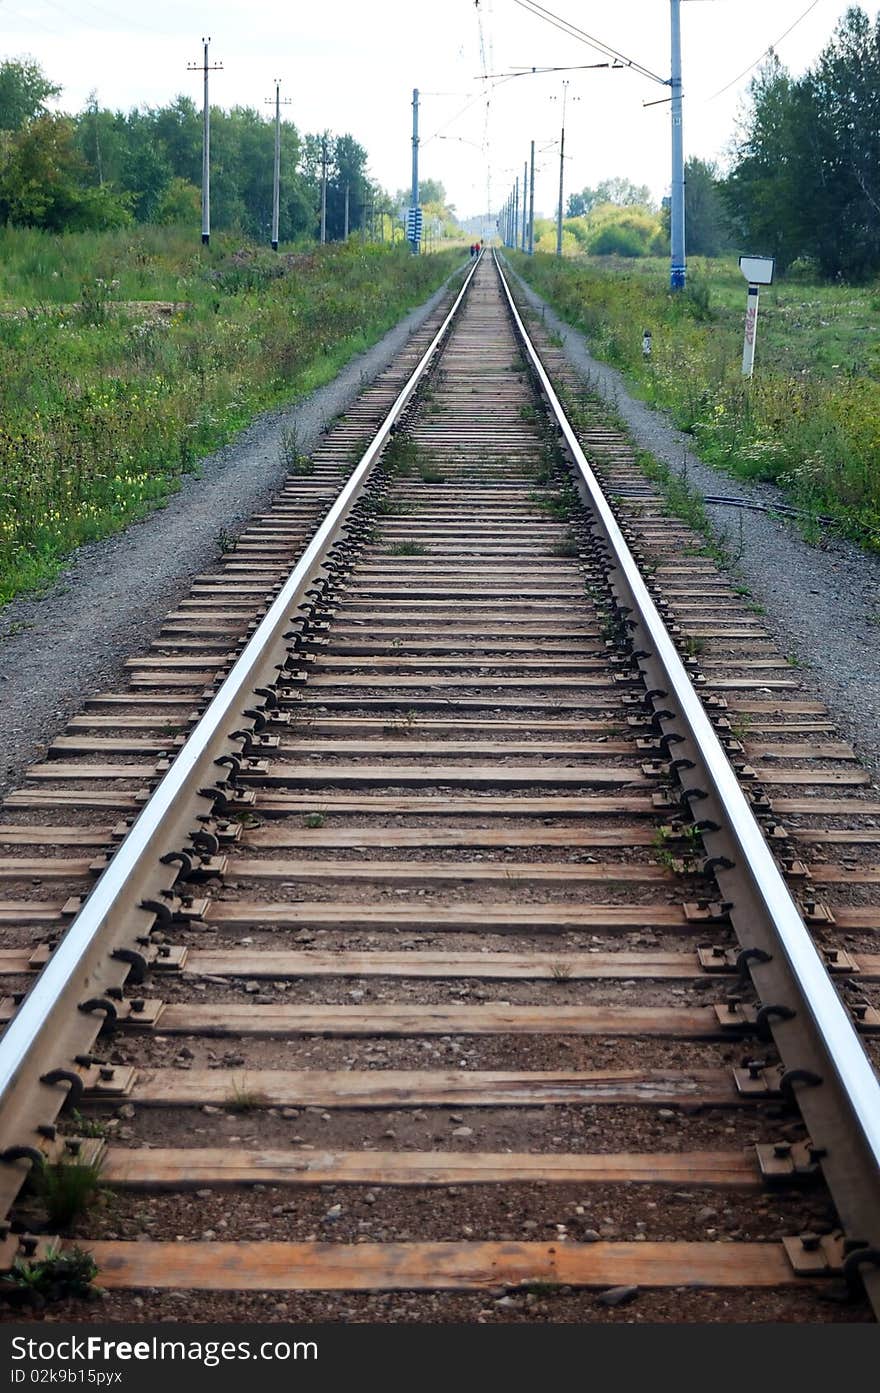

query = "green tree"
(567, 177), (653, 218)
(0, 58), (60, 131)
(149, 97), (202, 187)
(723, 54), (811, 272)
(418, 178), (446, 206)
(154, 176), (201, 225)
(683, 158), (732, 256)
(724, 11), (880, 279)
(75, 95), (126, 192)
(0, 113), (131, 230)
(805, 7), (880, 278)
(118, 113), (172, 222)
(586, 206), (662, 257)
(329, 133), (369, 239)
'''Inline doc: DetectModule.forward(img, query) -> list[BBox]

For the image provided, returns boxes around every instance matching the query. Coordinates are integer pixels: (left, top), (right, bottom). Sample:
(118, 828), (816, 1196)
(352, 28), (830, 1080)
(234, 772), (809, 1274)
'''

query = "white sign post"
(738, 255), (775, 378)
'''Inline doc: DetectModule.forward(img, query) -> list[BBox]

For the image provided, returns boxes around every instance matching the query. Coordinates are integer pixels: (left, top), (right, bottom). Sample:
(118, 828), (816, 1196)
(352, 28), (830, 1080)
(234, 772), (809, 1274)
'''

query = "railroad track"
(0, 250), (878, 1323)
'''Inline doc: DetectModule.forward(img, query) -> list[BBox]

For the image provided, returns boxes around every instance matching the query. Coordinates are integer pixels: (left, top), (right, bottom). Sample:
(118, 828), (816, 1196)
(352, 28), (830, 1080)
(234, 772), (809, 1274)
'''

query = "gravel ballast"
(0, 274), (459, 798)
(508, 265), (880, 778)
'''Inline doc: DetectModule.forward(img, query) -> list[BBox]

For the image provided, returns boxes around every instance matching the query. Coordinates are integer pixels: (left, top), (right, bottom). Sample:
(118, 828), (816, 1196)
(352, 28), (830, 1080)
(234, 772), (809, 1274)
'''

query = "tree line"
(560, 7), (880, 280)
(724, 6), (880, 279)
(563, 166), (731, 260)
(0, 57), (457, 243)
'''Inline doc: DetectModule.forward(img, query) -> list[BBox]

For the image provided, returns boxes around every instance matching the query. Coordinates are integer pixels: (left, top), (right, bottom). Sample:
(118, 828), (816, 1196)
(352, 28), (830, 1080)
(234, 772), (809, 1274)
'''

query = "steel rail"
(0, 252), (483, 1171)
(494, 250), (880, 1307)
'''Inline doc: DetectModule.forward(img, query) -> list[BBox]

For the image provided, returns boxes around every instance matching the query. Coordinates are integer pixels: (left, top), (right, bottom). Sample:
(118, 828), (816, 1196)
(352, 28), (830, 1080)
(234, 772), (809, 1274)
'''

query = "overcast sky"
(0, 1), (865, 218)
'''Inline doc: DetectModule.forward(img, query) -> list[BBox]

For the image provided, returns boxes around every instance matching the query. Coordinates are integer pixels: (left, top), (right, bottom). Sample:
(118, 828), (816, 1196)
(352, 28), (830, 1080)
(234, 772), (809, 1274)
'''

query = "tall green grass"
(510, 251), (880, 549)
(0, 227), (460, 603)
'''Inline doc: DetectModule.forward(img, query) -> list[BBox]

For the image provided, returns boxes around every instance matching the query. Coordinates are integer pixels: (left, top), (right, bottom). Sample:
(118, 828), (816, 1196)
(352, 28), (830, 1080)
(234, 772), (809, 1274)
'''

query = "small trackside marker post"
(739, 256), (775, 377)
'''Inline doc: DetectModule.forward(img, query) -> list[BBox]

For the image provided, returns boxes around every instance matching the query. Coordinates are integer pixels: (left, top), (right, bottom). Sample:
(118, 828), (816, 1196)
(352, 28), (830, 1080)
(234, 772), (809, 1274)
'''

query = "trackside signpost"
(739, 254), (775, 377)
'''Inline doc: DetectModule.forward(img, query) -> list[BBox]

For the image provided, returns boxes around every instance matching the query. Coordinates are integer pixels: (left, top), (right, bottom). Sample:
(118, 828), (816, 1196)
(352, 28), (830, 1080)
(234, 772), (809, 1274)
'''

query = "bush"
(154, 177), (201, 226)
(588, 224), (646, 257)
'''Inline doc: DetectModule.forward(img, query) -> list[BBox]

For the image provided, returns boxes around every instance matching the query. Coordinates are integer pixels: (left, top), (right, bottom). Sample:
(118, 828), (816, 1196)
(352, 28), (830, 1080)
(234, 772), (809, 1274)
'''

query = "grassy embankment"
(509, 251), (880, 549)
(0, 225), (461, 604)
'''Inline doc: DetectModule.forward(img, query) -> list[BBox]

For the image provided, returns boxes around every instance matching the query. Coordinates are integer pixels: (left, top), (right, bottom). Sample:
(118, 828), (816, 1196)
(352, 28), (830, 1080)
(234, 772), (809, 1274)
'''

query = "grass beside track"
(508, 251), (880, 551)
(0, 225), (461, 604)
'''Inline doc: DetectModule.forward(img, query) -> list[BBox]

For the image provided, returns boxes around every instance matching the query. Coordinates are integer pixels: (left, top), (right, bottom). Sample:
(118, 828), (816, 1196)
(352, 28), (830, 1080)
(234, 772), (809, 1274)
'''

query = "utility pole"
(265, 79), (291, 251)
(87, 91), (103, 186)
(670, 0), (686, 289)
(521, 159), (528, 252)
(550, 83), (579, 256)
(187, 37), (222, 246)
(409, 87), (420, 254)
(513, 177), (519, 252)
(320, 134), (328, 244)
(528, 140), (535, 254)
(554, 81), (570, 258)
(344, 182), (350, 240)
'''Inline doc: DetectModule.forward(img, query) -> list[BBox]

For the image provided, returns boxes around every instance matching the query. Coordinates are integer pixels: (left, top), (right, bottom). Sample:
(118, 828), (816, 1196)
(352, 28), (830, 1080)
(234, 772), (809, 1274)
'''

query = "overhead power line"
(511, 0), (668, 87)
(478, 63), (614, 78)
(707, 0), (822, 99)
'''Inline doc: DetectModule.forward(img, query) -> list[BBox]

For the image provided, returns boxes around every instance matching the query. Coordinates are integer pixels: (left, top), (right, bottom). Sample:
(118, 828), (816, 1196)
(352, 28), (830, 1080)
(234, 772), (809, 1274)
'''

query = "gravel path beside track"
(507, 265), (880, 778)
(0, 273), (461, 799)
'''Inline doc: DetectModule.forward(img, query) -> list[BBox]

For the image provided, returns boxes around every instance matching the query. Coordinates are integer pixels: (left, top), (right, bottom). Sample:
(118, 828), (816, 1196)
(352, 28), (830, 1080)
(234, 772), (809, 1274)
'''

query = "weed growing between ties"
(225, 1075), (270, 1111)
(0, 1247), (99, 1307)
(28, 1154), (104, 1230)
(388, 540), (428, 556)
(279, 423), (315, 476)
(0, 228), (462, 604)
(509, 251), (880, 551)
(382, 434), (423, 478)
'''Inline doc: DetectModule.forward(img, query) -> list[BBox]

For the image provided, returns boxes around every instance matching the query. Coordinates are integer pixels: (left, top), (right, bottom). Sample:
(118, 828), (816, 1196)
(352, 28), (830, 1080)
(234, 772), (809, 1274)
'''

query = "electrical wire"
(706, 0), (822, 99)
(479, 62), (614, 78)
(35, 0), (158, 35)
(511, 0), (668, 86)
(1, 1), (65, 35)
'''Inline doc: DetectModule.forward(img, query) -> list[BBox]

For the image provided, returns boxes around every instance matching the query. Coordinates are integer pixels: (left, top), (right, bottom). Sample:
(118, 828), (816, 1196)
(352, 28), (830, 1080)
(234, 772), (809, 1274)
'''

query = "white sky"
(0, 0), (865, 219)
